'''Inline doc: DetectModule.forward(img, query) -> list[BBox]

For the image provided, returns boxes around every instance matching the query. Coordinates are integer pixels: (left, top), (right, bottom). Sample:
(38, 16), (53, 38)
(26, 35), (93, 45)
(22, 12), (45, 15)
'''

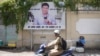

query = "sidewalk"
(74, 49), (100, 56)
(0, 49), (100, 56)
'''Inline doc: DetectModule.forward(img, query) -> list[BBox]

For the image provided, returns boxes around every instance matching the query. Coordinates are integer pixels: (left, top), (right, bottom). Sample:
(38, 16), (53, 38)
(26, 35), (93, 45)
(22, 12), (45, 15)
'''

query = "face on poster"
(24, 2), (65, 30)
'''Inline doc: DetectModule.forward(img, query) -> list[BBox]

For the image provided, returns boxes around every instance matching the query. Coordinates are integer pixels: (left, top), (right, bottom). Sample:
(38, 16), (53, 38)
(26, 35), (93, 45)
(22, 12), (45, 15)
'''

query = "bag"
(60, 37), (67, 50)
(61, 50), (73, 56)
(36, 44), (46, 54)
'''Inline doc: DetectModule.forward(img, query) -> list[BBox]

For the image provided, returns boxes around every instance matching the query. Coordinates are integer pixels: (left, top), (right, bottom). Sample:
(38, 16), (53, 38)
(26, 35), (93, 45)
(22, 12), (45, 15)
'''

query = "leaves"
(0, 0), (37, 33)
(53, 0), (100, 11)
(0, 0), (16, 26)
(88, 0), (100, 8)
(53, 0), (77, 11)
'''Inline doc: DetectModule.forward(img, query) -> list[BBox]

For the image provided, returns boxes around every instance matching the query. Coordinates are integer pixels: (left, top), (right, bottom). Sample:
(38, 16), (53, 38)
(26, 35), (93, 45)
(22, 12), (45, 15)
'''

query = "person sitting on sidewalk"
(76, 36), (85, 47)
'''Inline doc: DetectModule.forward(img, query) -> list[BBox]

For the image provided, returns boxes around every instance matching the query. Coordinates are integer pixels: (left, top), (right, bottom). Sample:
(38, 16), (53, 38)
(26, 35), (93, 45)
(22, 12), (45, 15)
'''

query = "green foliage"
(53, 0), (60, 7)
(88, 0), (100, 8)
(0, 0), (16, 26)
(53, 0), (77, 11)
(0, 0), (38, 33)
(53, 0), (100, 11)
(65, 0), (77, 11)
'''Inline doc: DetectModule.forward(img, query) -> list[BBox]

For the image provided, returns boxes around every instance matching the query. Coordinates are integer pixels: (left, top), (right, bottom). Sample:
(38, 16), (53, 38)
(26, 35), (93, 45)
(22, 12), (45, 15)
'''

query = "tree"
(53, 0), (100, 11)
(0, 0), (39, 33)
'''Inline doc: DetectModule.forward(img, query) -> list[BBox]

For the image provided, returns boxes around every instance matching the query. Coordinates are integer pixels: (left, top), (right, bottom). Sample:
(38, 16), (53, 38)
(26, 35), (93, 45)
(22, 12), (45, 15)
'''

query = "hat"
(54, 30), (60, 34)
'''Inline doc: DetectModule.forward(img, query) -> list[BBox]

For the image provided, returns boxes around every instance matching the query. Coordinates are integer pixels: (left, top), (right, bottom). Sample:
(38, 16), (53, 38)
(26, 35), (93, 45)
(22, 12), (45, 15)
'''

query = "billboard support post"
(30, 30), (33, 50)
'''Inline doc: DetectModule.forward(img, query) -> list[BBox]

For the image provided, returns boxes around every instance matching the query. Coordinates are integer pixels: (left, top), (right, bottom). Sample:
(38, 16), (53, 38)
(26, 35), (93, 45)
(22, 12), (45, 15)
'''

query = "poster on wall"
(24, 2), (65, 30)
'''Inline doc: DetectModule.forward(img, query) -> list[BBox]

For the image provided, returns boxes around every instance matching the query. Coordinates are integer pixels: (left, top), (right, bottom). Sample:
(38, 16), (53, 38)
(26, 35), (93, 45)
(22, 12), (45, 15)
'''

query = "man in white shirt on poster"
(34, 3), (56, 25)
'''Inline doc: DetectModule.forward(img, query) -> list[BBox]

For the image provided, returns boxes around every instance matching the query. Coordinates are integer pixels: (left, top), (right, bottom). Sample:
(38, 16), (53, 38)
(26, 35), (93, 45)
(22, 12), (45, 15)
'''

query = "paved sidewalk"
(0, 49), (100, 56)
(74, 49), (100, 56)
(0, 51), (34, 56)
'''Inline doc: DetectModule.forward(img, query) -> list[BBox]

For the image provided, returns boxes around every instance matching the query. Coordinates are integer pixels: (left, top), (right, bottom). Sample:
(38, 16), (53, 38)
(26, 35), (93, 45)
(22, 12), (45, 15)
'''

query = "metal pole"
(5, 26), (7, 45)
(65, 9), (67, 40)
(30, 30), (33, 50)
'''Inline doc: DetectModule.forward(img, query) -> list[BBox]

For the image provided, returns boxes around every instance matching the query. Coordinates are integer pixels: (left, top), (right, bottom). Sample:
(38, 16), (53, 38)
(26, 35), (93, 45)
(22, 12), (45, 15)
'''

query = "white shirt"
(34, 13), (56, 25)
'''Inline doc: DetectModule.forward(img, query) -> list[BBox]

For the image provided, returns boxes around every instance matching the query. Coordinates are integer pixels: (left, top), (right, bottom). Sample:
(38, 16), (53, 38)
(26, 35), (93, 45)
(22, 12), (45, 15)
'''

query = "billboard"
(24, 2), (65, 30)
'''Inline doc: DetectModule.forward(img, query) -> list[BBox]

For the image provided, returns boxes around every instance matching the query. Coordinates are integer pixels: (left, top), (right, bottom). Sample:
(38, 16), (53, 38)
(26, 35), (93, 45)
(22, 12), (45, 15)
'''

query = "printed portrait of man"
(33, 3), (56, 25)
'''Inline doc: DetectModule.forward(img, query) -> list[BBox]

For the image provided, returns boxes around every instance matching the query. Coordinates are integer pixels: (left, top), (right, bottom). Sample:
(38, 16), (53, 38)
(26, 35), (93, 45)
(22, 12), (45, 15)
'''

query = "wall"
(17, 11), (100, 48)
(67, 11), (100, 48)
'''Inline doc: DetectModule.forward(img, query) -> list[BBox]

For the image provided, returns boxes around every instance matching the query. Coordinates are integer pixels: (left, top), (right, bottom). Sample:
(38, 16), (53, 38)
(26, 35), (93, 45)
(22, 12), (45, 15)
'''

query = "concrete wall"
(17, 11), (100, 48)
(67, 11), (100, 48)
